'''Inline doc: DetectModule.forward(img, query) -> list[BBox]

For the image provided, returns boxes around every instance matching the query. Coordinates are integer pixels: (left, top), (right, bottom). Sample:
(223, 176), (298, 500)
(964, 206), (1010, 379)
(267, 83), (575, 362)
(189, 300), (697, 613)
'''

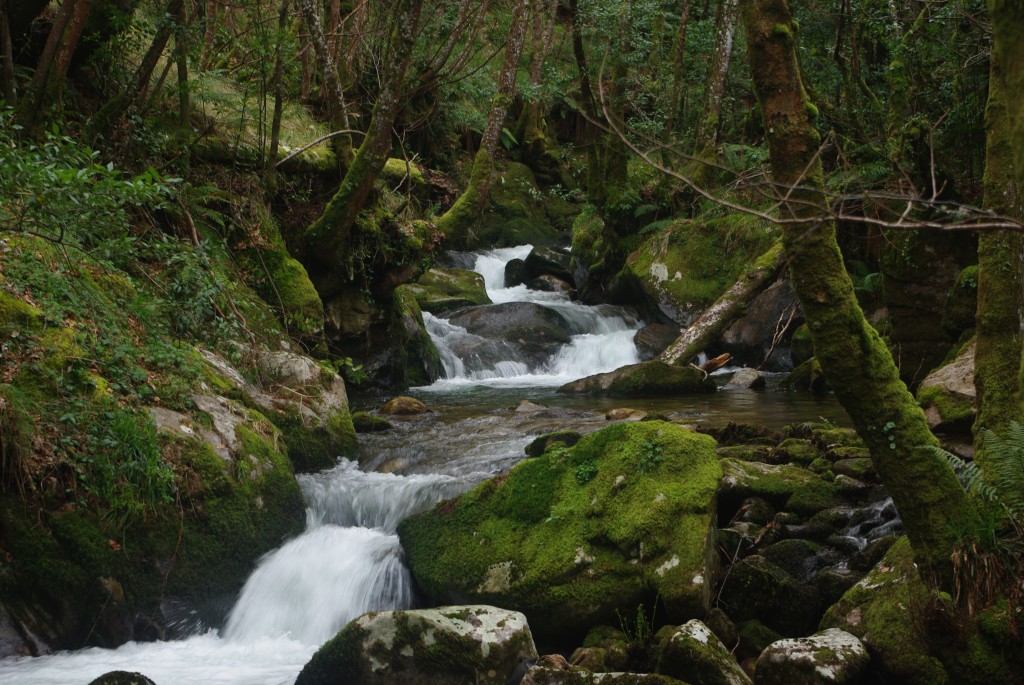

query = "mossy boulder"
(717, 556), (822, 637)
(772, 438), (820, 467)
(782, 358), (830, 393)
(0, 290), (44, 335)
(379, 396), (431, 415)
(655, 619), (752, 685)
(475, 162), (563, 248)
(557, 361), (717, 396)
(754, 628), (870, 685)
(570, 205), (607, 298)
(352, 411), (393, 433)
(820, 537), (948, 684)
(393, 286), (443, 387)
(525, 431), (582, 458)
(916, 339), (975, 433)
(399, 422), (722, 641)
(623, 214), (777, 326)
(525, 246), (575, 285)
(240, 248), (324, 336)
(718, 459), (839, 517)
(295, 605), (537, 685)
(403, 268), (491, 315)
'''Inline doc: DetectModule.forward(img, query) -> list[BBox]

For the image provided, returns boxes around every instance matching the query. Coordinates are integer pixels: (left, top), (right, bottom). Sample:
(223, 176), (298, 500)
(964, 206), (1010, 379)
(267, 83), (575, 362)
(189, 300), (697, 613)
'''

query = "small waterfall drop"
(422, 246), (642, 388)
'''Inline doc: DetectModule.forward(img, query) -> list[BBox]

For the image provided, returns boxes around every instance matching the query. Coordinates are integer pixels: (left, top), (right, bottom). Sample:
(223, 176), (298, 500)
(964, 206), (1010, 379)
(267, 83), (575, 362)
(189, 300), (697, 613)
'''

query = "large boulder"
(718, 459), (840, 518)
(526, 246), (575, 285)
(558, 361), (717, 396)
(448, 302), (576, 364)
(634, 323), (680, 360)
(623, 215), (778, 326)
(403, 268), (491, 315)
(399, 422), (722, 641)
(717, 280), (801, 371)
(754, 628), (869, 685)
(916, 339), (975, 433)
(87, 673), (158, 685)
(295, 606), (537, 685)
(656, 619), (752, 685)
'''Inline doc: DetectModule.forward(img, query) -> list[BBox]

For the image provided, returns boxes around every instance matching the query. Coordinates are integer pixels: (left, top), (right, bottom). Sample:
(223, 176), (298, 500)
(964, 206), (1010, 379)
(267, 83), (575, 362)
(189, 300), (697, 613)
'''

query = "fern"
(638, 218), (674, 236)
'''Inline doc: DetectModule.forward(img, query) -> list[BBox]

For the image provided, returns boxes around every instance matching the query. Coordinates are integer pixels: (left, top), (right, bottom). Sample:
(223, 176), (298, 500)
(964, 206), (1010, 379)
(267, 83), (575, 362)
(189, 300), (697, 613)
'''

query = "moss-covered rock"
(754, 628), (870, 685)
(474, 162), (563, 248)
(402, 268), (491, 315)
(772, 438), (820, 466)
(557, 361), (717, 396)
(623, 214), (777, 326)
(380, 396), (431, 415)
(352, 411), (393, 433)
(0, 290), (44, 335)
(399, 422), (722, 641)
(916, 339), (975, 433)
(295, 605), (537, 685)
(781, 358), (830, 393)
(525, 431), (582, 458)
(820, 537), (948, 684)
(655, 619), (752, 685)
(240, 248), (325, 336)
(719, 458), (838, 517)
(718, 555), (822, 637)
(393, 286), (442, 387)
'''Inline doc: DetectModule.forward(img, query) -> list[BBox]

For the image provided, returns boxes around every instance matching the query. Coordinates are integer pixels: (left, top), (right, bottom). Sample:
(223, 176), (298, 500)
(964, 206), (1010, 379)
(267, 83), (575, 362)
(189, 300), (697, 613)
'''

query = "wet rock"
(569, 645), (630, 673)
(606, 408), (648, 421)
(735, 620), (782, 662)
(404, 267), (491, 314)
(295, 605), (537, 685)
(719, 280), (801, 372)
(528, 274), (575, 294)
(832, 459), (875, 482)
(761, 539), (820, 583)
(724, 369), (765, 390)
(634, 323), (680, 360)
(449, 302), (575, 363)
(87, 673), (157, 685)
(379, 396), (431, 415)
(917, 339), (975, 433)
(754, 628), (869, 685)
(718, 556), (821, 637)
(526, 246), (575, 285)
(656, 619), (751, 685)
(558, 361), (716, 396)
(814, 566), (861, 607)
(704, 609), (738, 651)
(352, 411), (393, 433)
(715, 445), (778, 464)
(400, 422), (721, 641)
(734, 497), (776, 526)
(505, 258), (532, 287)
(771, 439), (818, 467)
(719, 459), (836, 516)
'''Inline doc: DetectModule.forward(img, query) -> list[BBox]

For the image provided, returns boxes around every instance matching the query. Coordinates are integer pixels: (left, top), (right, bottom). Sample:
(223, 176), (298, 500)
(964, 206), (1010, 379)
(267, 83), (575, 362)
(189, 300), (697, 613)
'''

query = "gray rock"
(525, 246), (575, 285)
(558, 361), (717, 396)
(754, 629), (869, 685)
(448, 302), (576, 363)
(87, 673), (157, 685)
(657, 619), (752, 685)
(917, 339), (975, 432)
(295, 606), (537, 685)
(634, 323), (680, 361)
(724, 369), (766, 390)
(254, 350), (323, 387)
(720, 280), (801, 372)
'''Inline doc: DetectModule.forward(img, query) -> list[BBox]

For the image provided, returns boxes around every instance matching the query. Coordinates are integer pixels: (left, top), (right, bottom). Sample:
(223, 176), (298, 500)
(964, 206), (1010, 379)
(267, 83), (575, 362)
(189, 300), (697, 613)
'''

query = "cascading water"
(0, 461), (480, 685)
(422, 246), (643, 387)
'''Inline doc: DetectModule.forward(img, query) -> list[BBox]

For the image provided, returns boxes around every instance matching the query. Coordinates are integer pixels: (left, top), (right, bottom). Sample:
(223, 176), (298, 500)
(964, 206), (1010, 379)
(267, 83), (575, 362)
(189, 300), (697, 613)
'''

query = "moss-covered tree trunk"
(300, 0), (423, 273)
(435, 0), (531, 246)
(974, 46), (1024, 473)
(741, 0), (977, 586)
(660, 242), (783, 365)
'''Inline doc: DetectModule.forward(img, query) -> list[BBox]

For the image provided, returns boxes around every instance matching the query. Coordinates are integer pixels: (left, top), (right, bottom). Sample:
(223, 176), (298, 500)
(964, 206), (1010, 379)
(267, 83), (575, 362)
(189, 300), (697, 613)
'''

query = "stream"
(0, 246), (855, 685)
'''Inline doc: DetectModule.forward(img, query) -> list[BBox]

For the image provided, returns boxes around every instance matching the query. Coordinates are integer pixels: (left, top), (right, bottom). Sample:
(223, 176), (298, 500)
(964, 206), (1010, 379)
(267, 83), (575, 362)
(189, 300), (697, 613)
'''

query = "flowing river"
(0, 246), (851, 684)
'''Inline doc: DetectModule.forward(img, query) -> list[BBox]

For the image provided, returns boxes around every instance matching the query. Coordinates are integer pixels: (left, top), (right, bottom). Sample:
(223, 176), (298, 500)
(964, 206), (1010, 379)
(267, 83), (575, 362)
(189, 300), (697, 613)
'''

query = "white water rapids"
(0, 245), (634, 685)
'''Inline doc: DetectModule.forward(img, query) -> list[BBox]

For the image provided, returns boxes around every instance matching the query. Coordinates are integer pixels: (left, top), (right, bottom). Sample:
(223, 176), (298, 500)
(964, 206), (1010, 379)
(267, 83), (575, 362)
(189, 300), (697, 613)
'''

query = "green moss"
(352, 411), (393, 433)
(916, 385), (975, 427)
(295, 621), (369, 685)
(624, 212), (778, 320)
(240, 248), (324, 336)
(0, 290), (44, 334)
(403, 267), (491, 315)
(790, 323), (814, 366)
(774, 438), (819, 466)
(399, 422), (721, 640)
(525, 431), (582, 458)
(942, 265), (979, 333)
(381, 157), (425, 185)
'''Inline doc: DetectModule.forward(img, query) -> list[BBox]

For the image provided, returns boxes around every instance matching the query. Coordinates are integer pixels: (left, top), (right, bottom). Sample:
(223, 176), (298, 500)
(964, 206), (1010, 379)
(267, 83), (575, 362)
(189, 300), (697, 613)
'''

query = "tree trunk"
(693, 0), (739, 158)
(267, 0), (292, 169)
(978, 0), (1024, 464)
(660, 242), (784, 365)
(0, 3), (15, 105)
(435, 0), (531, 245)
(664, 0), (692, 137)
(297, 0), (353, 166)
(741, 0), (977, 587)
(174, 0), (189, 128)
(301, 0), (424, 276)
(16, 0), (80, 131)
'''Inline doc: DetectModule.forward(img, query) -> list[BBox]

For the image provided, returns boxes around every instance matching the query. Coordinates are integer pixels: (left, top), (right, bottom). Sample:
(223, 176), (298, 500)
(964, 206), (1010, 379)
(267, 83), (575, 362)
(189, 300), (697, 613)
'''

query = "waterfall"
(422, 246), (642, 388)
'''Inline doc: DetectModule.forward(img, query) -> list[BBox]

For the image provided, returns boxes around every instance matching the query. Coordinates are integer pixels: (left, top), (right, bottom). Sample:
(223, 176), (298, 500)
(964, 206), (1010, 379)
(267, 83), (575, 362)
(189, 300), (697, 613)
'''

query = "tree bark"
(301, 0), (424, 277)
(660, 242), (784, 365)
(16, 0), (80, 131)
(268, 0), (292, 169)
(174, 0), (189, 128)
(974, 47), (1024, 473)
(741, 0), (977, 587)
(664, 0), (692, 137)
(0, 4), (16, 105)
(693, 0), (739, 157)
